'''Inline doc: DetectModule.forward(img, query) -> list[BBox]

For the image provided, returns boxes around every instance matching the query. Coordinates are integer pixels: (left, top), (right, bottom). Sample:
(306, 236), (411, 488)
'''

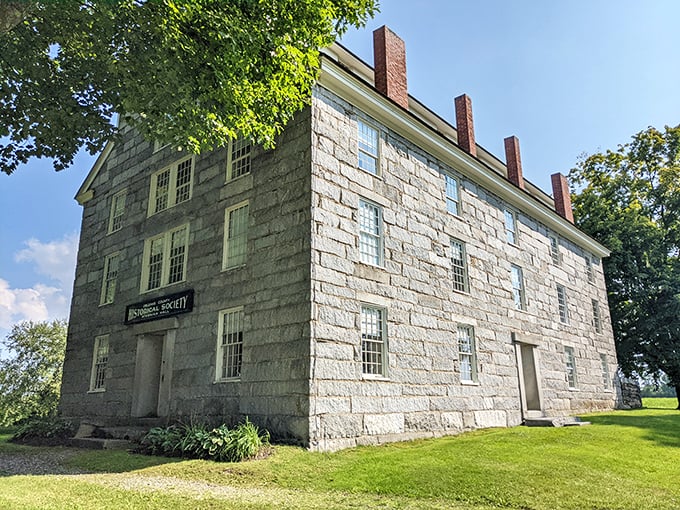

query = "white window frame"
(89, 335), (109, 392)
(557, 284), (569, 324)
(445, 175), (461, 215)
(148, 155), (195, 216)
(592, 299), (603, 333)
(585, 256), (595, 283)
(358, 199), (384, 267)
(223, 201), (249, 270)
(504, 209), (518, 244)
(216, 306), (244, 381)
(100, 252), (120, 305)
(226, 137), (251, 181)
(361, 305), (387, 378)
(564, 345), (577, 389)
(549, 235), (561, 265)
(457, 324), (478, 383)
(140, 224), (189, 293)
(600, 353), (611, 390)
(510, 265), (526, 310)
(108, 190), (127, 234)
(450, 238), (469, 293)
(357, 119), (379, 175)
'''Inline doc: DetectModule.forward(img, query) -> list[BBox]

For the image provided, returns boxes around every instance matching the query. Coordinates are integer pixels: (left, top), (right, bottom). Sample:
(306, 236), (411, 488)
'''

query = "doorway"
(514, 338), (543, 419)
(131, 332), (175, 418)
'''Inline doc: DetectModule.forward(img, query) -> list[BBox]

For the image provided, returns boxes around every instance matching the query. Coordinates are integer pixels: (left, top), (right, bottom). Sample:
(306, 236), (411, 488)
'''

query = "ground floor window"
(216, 307), (244, 380)
(457, 325), (478, 382)
(89, 335), (109, 392)
(564, 346), (577, 389)
(361, 305), (386, 377)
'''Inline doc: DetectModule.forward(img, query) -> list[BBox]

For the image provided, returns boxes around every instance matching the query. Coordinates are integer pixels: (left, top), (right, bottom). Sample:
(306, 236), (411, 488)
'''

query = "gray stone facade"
(60, 37), (620, 451)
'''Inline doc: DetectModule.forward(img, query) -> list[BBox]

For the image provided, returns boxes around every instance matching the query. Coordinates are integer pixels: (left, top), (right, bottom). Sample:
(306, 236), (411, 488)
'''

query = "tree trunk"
(675, 383), (680, 410)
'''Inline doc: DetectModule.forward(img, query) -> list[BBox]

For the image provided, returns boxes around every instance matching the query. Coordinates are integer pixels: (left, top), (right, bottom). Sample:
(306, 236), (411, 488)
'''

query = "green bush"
(139, 418), (270, 462)
(11, 416), (75, 445)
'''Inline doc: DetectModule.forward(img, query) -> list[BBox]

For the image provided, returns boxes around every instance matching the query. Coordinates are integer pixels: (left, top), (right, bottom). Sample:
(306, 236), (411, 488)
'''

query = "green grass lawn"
(0, 398), (677, 509)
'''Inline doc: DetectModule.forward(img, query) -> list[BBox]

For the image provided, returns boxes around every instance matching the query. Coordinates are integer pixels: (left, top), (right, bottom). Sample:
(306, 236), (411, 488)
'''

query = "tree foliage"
(0, 0), (378, 174)
(0, 319), (68, 425)
(570, 125), (680, 408)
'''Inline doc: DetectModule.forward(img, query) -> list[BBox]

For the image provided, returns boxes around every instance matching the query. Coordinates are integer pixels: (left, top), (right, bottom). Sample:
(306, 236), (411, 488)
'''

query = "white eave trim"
(75, 141), (114, 205)
(317, 56), (610, 258)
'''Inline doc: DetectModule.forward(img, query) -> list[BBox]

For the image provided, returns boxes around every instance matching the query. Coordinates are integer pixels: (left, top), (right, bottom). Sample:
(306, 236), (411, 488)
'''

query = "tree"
(569, 125), (680, 409)
(0, 319), (67, 425)
(0, 0), (378, 174)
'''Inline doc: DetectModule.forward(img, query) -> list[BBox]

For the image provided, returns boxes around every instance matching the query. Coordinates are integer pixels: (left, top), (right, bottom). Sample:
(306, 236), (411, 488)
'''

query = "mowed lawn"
(0, 398), (678, 510)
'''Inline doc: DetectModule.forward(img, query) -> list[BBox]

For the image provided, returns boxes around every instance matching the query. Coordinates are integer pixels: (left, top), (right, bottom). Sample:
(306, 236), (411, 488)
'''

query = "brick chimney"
(373, 26), (408, 109)
(551, 172), (574, 223)
(504, 136), (525, 190)
(454, 94), (476, 157)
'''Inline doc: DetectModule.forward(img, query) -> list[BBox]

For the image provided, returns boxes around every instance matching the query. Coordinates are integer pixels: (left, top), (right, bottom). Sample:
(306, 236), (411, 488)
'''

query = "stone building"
(60, 27), (620, 451)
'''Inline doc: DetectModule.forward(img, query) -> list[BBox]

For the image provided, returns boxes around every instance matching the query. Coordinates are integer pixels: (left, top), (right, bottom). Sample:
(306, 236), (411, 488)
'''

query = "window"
(450, 239), (469, 293)
(358, 199), (383, 266)
(445, 175), (461, 215)
(108, 190), (126, 233)
(227, 137), (251, 180)
(361, 305), (386, 376)
(600, 353), (611, 389)
(357, 120), (379, 174)
(141, 224), (189, 292)
(585, 256), (595, 283)
(592, 299), (603, 333)
(223, 202), (249, 269)
(216, 307), (244, 380)
(89, 335), (109, 392)
(564, 346), (577, 389)
(557, 284), (569, 324)
(549, 235), (561, 265)
(510, 265), (526, 310)
(100, 253), (120, 305)
(504, 209), (518, 244)
(148, 156), (194, 215)
(457, 325), (478, 383)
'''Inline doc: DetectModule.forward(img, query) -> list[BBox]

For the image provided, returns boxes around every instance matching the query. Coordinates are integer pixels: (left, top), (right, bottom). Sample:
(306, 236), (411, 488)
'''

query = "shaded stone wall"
(308, 86), (619, 451)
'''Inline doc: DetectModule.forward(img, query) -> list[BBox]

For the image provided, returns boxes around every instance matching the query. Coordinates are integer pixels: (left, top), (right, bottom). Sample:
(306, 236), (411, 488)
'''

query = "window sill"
(362, 374), (389, 382)
(214, 377), (241, 384)
(225, 172), (251, 184)
(87, 389), (106, 394)
(222, 263), (246, 273)
(460, 380), (479, 386)
(140, 280), (186, 295)
(98, 302), (114, 307)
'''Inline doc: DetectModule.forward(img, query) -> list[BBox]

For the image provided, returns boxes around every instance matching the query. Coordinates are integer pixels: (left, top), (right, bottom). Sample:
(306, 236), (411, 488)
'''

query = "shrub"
(139, 425), (183, 456)
(11, 416), (75, 445)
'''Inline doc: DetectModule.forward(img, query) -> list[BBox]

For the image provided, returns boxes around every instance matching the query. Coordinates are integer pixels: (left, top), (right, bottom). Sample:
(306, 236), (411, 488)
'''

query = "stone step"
(69, 437), (135, 450)
(524, 416), (591, 428)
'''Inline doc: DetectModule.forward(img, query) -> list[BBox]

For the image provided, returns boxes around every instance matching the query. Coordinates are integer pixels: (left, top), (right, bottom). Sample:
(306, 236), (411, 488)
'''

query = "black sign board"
(125, 289), (194, 325)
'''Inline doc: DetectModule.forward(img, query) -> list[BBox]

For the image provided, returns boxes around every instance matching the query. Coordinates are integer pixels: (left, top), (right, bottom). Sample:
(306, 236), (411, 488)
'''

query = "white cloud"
(14, 233), (79, 287)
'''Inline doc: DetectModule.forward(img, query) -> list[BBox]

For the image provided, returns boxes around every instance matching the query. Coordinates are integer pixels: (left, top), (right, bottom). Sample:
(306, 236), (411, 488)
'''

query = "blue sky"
(1, 1), (679, 343)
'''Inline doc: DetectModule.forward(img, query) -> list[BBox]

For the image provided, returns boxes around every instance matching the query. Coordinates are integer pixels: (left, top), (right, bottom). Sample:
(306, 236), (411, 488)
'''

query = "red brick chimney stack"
(551, 172), (574, 223)
(454, 94), (477, 157)
(373, 26), (408, 110)
(504, 136), (525, 190)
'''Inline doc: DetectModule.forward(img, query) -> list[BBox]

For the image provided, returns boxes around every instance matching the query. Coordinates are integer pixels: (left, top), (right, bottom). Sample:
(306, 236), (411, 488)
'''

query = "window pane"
(92, 336), (109, 391)
(109, 192), (126, 233)
(220, 309), (243, 379)
(168, 226), (187, 284)
(359, 200), (382, 266)
(446, 176), (459, 215)
(154, 169), (170, 213)
(225, 203), (249, 268)
(230, 138), (251, 179)
(600, 353), (610, 389)
(550, 236), (560, 264)
(565, 346), (577, 388)
(451, 239), (468, 292)
(358, 121), (378, 174)
(592, 299), (602, 333)
(511, 265), (525, 310)
(557, 285), (569, 323)
(457, 325), (477, 382)
(147, 237), (164, 290)
(102, 254), (119, 304)
(361, 306), (385, 376)
(175, 158), (192, 204)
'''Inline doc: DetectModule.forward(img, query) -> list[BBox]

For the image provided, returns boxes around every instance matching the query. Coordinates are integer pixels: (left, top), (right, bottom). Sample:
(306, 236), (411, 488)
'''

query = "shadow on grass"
(588, 411), (680, 448)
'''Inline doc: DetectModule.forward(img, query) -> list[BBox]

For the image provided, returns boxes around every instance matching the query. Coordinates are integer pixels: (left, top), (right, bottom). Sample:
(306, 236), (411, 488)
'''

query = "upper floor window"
(227, 137), (251, 181)
(223, 201), (249, 269)
(564, 345), (577, 389)
(549, 235), (561, 265)
(510, 265), (526, 310)
(450, 238), (469, 293)
(148, 156), (194, 216)
(357, 120), (379, 174)
(504, 209), (518, 244)
(358, 199), (383, 266)
(216, 307), (244, 381)
(89, 335), (109, 392)
(108, 190), (127, 233)
(141, 224), (189, 292)
(592, 299), (603, 333)
(361, 305), (387, 377)
(457, 325), (478, 383)
(557, 284), (569, 324)
(600, 353), (611, 390)
(445, 175), (460, 215)
(585, 256), (595, 283)
(100, 253), (120, 305)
